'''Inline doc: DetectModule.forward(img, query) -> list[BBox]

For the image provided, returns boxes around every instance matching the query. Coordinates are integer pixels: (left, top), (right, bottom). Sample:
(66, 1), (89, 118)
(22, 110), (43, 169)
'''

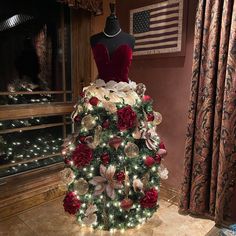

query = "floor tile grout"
(17, 215), (40, 236)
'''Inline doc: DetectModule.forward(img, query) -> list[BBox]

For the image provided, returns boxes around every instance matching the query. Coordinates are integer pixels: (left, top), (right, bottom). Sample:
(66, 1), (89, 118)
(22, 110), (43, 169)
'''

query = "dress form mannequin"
(90, 3), (135, 57)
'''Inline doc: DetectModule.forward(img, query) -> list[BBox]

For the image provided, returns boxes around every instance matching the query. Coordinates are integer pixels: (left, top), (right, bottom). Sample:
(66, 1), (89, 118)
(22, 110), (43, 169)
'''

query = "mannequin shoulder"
(90, 32), (105, 47)
(120, 32), (135, 49)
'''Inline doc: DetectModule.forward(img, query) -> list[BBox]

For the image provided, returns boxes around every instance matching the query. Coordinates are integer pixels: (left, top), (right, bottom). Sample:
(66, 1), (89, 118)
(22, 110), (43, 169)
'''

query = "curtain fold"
(58, 0), (103, 15)
(179, 0), (236, 225)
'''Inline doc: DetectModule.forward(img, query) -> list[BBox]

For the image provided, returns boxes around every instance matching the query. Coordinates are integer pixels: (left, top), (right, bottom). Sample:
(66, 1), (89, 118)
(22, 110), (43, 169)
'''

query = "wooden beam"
(0, 163), (65, 219)
(0, 103), (74, 121)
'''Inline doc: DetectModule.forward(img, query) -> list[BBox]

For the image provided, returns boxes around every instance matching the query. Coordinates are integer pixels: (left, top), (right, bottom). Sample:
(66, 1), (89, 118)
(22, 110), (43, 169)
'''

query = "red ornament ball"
(89, 97), (99, 106)
(102, 119), (110, 129)
(143, 95), (152, 102)
(140, 188), (158, 209)
(147, 113), (155, 122)
(116, 171), (125, 182)
(144, 156), (155, 167)
(63, 192), (81, 214)
(74, 115), (81, 123)
(101, 153), (110, 165)
(80, 92), (85, 98)
(71, 144), (93, 168)
(120, 198), (133, 211)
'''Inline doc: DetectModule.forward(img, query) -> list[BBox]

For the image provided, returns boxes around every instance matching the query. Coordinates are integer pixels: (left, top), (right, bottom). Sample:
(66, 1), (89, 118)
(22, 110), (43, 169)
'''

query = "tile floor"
(0, 197), (216, 236)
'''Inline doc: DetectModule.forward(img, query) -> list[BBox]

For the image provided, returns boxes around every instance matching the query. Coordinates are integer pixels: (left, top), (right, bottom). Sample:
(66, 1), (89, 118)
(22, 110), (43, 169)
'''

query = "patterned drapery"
(179, 0), (236, 225)
(58, 0), (103, 15)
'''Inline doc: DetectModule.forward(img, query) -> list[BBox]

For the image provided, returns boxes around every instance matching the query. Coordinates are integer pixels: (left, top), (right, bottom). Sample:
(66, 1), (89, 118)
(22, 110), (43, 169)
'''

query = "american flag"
(130, 0), (184, 56)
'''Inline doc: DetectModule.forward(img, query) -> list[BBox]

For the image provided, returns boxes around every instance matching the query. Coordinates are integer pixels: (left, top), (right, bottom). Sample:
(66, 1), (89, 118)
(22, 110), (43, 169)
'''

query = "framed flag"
(130, 0), (186, 57)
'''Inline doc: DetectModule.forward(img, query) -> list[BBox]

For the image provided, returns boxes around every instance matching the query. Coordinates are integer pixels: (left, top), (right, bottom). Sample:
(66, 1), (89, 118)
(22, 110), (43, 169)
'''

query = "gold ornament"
(120, 198), (133, 212)
(74, 178), (89, 195)
(60, 168), (75, 185)
(124, 142), (139, 158)
(132, 128), (141, 139)
(154, 112), (162, 126)
(81, 114), (96, 130)
(133, 178), (144, 192)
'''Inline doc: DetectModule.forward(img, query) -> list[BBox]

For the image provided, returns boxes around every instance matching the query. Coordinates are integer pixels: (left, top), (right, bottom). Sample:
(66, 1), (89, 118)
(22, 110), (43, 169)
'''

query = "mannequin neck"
(104, 16), (121, 36)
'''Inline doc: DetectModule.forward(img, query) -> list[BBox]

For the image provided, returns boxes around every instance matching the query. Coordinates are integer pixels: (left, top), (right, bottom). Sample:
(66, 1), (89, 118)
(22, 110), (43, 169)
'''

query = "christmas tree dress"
(61, 43), (168, 231)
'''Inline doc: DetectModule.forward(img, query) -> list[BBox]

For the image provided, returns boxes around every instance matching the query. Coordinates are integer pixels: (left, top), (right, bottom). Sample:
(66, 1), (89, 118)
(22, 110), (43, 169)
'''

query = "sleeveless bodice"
(92, 43), (132, 83)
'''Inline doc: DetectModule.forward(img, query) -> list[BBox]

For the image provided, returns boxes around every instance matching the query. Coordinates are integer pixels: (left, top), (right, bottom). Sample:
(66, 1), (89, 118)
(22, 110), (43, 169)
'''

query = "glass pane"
(0, 114), (72, 177)
(0, 116), (63, 130)
(0, 0), (72, 105)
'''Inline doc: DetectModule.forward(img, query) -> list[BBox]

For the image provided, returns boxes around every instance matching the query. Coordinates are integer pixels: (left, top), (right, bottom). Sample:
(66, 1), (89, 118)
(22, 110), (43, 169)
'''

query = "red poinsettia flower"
(71, 144), (93, 168)
(140, 188), (158, 208)
(117, 105), (137, 131)
(63, 191), (81, 215)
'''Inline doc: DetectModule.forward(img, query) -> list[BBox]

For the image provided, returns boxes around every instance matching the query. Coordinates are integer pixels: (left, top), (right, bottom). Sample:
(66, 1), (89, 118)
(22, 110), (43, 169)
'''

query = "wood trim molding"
(71, 8), (92, 99)
(0, 163), (66, 220)
(0, 103), (74, 121)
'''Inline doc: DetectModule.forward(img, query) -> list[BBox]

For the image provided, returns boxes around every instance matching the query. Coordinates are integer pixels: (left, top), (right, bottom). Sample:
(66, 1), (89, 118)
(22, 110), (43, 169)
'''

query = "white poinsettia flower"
(94, 79), (106, 87)
(102, 101), (117, 113)
(85, 204), (98, 216)
(106, 80), (117, 90)
(89, 165), (123, 200)
(158, 164), (169, 180)
(82, 79), (141, 106)
(125, 91), (141, 106)
(82, 204), (98, 225)
(128, 80), (137, 90)
(108, 92), (123, 103)
(114, 82), (132, 92)
(94, 87), (110, 101)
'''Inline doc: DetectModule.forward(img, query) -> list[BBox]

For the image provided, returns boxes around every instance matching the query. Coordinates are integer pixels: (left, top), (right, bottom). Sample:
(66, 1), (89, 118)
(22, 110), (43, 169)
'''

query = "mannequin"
(90, 3), (135, 57)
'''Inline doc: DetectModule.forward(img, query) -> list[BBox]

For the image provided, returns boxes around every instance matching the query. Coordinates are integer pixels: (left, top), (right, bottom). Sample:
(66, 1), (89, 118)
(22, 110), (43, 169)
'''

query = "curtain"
(179, 0), (236, 225)
(58, 0), (103, 15)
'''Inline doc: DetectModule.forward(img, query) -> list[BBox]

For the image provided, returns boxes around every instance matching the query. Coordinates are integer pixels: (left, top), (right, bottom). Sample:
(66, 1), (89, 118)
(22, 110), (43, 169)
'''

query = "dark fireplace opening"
(0, 0), (71, 94)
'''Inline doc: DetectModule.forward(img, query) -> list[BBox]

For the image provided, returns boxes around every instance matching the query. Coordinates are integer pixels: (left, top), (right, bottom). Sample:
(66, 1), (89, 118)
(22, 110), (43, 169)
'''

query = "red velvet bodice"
(92, 43), (133, 83)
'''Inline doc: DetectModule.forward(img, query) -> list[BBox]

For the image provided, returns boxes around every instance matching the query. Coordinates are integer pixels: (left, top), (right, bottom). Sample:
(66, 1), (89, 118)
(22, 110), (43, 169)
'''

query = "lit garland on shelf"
(61, 79), (168, 231)
(0, 79), (63, 177)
